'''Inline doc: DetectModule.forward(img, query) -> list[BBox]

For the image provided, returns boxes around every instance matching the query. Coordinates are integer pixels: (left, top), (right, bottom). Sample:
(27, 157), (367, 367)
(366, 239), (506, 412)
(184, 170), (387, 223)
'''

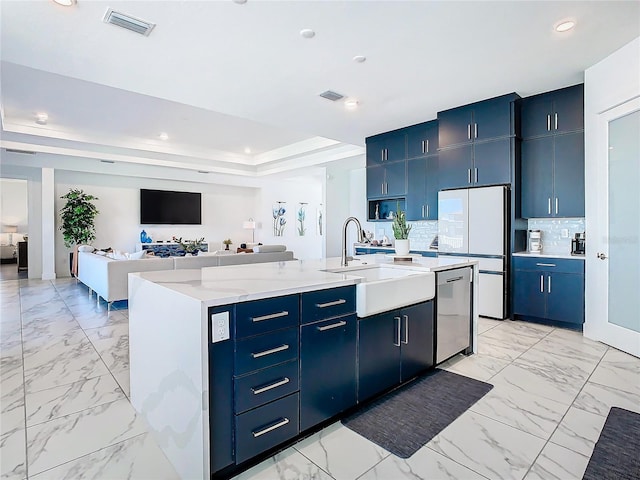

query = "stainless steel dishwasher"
(436, 267), (472, 364)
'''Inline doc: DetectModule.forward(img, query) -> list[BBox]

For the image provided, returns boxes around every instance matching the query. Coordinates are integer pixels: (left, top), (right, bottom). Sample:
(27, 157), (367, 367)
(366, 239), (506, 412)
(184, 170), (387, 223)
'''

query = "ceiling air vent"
(5, 149), (35, 155)
(319, 90), (344, 102)
(103, 8), (156, 36)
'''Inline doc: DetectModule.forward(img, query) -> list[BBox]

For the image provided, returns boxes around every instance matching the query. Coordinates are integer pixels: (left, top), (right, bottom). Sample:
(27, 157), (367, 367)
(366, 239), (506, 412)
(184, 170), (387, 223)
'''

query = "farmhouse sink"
(324, 264), (436, 317)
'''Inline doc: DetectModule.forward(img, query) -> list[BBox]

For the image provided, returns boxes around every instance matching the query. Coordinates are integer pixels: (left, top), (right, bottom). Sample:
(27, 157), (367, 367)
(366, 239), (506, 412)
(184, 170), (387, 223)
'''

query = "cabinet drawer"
(513, 256), (584, 274)
(301, 286), (356, 324)
(235, 393), (299, 464)
(235, 327), (299, 376)
(235, 360), (299, 414)
(236, 295), (299, 339)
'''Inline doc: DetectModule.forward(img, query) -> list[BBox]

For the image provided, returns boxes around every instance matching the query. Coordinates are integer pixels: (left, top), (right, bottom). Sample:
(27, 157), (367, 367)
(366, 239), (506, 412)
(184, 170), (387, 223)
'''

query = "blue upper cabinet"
(406, 121), (438, 159)
(366, 130), (406, 166)
(521, 84), (584, 139)
(521, 84), (584, 218)
(438, 93), (517, 149)
(406, 155), (438, 220)
(438, 94), (518, 190)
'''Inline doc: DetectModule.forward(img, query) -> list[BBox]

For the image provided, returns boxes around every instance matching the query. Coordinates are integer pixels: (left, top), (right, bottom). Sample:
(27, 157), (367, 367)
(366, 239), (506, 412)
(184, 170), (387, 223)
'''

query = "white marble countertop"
(130, 255), (477, 307)
(512, 251), (585, 260)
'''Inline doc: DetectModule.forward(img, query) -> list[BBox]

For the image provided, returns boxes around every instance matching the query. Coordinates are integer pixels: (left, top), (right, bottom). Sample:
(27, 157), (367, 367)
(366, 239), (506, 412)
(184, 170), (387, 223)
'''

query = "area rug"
(342, 369), (493, 458)
(582, 407), (640, 480)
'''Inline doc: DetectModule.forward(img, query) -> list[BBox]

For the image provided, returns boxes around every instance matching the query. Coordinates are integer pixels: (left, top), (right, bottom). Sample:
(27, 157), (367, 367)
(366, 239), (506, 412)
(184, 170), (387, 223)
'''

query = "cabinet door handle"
(468, 169), (471, 184)
(536, 263), (556, 267)
(426, 139), (429, 153)
(474, 167), (478, 183)
(421, 140), (426, 154)
(540, 274), (544, 293)
(474, 123), (478, 139)
(548, 275), (552, 294)
(252, 417), (290, 438)
(555, 198), (559, 215)
(381, 149), (385, 162)
(251, 377), (290, 395)
(426, 204), (429, 218)
(554, 113), (558, 130)
(317, 320), (347, 332)
(252, 311), (288, 323)
(394, 316), (401, 347)
(251, 344), (289, 359)
(402, 314), (409, 344)
(315, 299), (346, 308)
(548, 198), (552, 215)
(422, 205), (425, 218)
(467, 124), (471, 140)
(547, 114), (551, 131)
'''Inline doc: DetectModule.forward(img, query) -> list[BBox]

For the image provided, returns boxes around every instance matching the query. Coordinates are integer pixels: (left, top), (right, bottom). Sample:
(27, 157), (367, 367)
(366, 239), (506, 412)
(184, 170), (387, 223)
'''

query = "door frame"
(584, 96), (640, 356)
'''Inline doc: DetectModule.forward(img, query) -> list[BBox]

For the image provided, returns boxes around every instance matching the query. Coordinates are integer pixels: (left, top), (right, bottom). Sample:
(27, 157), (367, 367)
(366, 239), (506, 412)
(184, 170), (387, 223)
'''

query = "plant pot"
(395, 239), (410, 256)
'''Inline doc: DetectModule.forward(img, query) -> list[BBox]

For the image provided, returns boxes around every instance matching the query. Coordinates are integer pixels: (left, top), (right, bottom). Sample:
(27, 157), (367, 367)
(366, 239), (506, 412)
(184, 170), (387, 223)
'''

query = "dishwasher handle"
(446, 276), (463, 283)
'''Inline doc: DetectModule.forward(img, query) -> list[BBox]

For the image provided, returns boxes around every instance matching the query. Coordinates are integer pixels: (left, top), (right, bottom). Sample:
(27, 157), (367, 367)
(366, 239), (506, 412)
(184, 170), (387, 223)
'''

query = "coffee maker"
(571, 232), (586, 255)
(528, 230), (542, 253)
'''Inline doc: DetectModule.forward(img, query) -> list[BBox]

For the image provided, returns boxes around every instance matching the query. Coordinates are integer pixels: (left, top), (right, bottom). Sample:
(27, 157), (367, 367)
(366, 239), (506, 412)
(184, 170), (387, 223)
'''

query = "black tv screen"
(140, 189), (202, 225)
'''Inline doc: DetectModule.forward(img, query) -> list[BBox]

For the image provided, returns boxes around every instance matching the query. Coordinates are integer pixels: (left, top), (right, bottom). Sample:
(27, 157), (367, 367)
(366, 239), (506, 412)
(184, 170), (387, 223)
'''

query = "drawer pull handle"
(251, 377), (290, 395)
(251, 311), (288, 323)
(251, 344), (289, 358)
(315, 299), (347, 308)
(535, 263), (556, 267)
(446, 276), (463, 283)
(317, 320), (347, 332)
(252, 417), (290, 438)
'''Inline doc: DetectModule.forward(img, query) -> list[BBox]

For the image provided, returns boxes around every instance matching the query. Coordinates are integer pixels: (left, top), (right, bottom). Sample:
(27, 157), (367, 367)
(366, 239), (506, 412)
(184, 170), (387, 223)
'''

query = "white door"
(437, 189), (468, 254)
(585, 97), (640, 357)
(468, 186), (505, 256)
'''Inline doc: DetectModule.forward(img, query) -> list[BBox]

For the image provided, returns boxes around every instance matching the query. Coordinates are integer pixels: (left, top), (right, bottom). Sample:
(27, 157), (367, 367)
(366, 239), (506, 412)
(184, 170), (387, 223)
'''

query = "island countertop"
(129, 254), (478, 307)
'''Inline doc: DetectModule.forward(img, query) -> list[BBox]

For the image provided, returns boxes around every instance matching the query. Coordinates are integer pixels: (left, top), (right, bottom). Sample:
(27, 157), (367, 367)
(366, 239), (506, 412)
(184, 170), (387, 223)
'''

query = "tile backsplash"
(365, 217), (586, 255)
(527, 218), (585, 254)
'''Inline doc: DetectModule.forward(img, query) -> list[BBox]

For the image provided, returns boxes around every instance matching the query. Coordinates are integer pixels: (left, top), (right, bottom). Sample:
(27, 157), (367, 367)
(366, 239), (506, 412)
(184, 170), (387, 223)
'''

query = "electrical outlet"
(561, 228), (569, 238)
(211, 312), (230, 343)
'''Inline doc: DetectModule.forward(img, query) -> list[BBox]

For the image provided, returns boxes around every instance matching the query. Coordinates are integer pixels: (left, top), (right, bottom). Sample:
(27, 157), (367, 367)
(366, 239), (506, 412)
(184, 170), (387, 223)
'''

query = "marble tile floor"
(1, 278), (639, 480)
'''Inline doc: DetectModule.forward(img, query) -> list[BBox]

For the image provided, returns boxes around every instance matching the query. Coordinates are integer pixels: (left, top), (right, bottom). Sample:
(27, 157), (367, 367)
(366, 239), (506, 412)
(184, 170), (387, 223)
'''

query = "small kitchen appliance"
(528, 230), (542, 253)
(571, 232), (586, 255)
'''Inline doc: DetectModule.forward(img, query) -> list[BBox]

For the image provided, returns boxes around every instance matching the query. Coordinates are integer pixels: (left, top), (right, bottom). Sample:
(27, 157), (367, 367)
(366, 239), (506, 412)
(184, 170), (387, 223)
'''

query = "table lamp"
(4, 225), (17, 245)
(242, 218), (256, 244)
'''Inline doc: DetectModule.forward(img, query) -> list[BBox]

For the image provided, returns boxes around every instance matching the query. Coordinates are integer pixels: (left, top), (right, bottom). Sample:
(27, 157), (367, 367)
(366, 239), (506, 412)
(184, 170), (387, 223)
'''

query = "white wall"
(0, 178), (28, 244)
(54, 171), (259, 276)
(258, 174), (323, 260)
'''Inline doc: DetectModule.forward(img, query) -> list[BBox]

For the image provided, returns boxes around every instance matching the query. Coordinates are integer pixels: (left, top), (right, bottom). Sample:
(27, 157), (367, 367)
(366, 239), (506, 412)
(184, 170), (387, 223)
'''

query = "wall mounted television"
(140, 189), (202, 225)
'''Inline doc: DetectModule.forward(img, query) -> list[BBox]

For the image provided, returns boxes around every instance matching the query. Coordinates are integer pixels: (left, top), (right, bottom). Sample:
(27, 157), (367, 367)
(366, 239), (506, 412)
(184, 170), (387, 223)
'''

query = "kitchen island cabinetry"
(513, 255), (585, 326)
(358, 301), (434, 402)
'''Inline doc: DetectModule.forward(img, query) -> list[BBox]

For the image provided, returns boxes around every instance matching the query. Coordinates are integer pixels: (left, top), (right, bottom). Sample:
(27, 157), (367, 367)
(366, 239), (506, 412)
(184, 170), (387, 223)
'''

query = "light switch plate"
(561, 228), (569, 238)
(211, 311), (230, 343)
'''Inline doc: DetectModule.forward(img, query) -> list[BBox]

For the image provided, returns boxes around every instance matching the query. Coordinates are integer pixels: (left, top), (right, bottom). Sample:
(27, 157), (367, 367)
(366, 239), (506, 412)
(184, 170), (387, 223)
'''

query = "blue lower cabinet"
(301, 287), (356, 324)
(234, 360), (299, 414)
(235, 393), (300, 464)
(235, 295), (299, 339)
(513, 257), (585, 325)
(300, 315), (357, 431)
(399, 302), (434, 382)
(358, 301), (435, 402)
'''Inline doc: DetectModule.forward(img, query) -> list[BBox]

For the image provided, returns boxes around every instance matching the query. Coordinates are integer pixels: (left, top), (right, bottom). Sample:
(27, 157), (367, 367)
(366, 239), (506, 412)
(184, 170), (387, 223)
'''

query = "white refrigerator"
(438, 186), (508, 319)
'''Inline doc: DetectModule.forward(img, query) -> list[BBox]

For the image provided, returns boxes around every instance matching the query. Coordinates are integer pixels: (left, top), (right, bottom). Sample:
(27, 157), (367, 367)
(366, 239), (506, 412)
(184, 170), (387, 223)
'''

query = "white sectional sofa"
(77, 250), (295, 308)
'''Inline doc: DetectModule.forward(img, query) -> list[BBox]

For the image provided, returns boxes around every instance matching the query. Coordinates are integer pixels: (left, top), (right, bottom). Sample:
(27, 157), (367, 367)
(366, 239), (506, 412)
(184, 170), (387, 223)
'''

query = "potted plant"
(179, 237), (205, 256)
(222, 238), (232, 251)
(391, 205), (412, 256)
(59, 189), (99, 275)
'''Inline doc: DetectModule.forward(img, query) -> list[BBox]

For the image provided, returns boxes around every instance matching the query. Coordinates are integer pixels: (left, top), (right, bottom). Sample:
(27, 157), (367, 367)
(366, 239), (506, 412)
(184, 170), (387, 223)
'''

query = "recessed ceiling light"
(344, 99), (359, 110)
(158, 132), (169, 141)
(244, 147), (252, 154)
(52, 0), (76, 6)
(35, 113), (48, 125)
(555, 20), (576, 32)
(300, 29), (315, 39)
(232, 0), (247, 4)
(353, 55), (366, 63)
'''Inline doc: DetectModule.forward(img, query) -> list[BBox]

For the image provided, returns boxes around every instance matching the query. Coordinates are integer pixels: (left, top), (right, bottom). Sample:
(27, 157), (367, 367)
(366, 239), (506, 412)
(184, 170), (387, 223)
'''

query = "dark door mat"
(342, 369), (493, 458)
(583, 407), (640, 480)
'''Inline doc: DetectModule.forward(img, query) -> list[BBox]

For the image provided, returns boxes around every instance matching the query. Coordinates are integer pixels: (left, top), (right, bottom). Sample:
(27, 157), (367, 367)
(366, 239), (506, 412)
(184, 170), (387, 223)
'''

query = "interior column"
(41, 167), (56, 280)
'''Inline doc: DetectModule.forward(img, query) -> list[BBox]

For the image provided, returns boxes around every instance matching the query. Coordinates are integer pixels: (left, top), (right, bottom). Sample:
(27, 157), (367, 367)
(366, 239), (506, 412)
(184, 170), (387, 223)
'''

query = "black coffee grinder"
(571, 232), (586, 255)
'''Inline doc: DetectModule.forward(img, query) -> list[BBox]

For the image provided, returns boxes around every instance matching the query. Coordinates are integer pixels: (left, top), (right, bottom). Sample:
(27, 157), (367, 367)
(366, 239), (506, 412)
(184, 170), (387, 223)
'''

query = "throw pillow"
(78, 245), (94, 252)
(126, 250), (146, 260)
(253, 245), (286, 253)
